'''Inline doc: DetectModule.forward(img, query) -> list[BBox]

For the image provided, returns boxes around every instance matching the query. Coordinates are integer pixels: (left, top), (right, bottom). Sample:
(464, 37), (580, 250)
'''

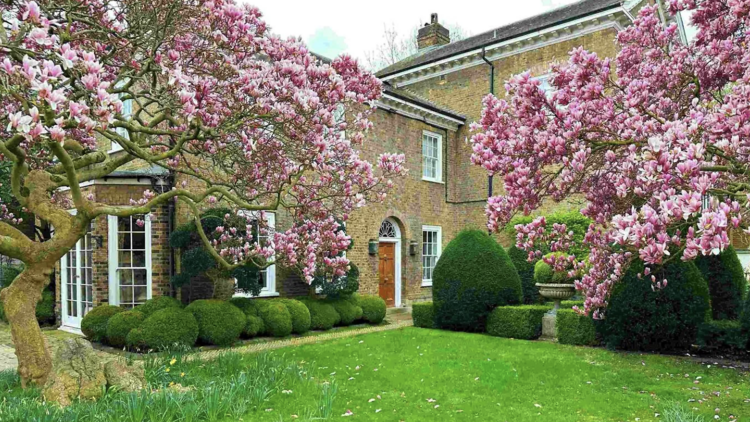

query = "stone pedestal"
(540, 312), (557, 341)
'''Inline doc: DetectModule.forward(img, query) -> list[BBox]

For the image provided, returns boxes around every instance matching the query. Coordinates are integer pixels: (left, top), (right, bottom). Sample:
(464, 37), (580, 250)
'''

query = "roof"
(381, 84), (466, 122)
(107, 164), (170, 178)
(376, 0), (623, 78)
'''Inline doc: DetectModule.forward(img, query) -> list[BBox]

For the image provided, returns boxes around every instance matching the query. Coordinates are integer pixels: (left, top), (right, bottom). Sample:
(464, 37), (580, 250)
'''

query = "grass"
(0, 327), (748, 421)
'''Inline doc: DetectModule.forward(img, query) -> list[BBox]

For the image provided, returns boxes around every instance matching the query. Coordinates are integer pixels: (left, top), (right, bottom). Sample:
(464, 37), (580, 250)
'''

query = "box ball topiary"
(126, 308), (198, 350)
(486, 305), (549, 339)
(106, 310), (145, 348)
(301, 299), (339, 331)
(356, 295), (386, 324)
(556, 309), (598, 346)
(244, 314), (265, 337)
(695, 246), (747, 320)
(508, 246), (540, 304)
(81, 305), (124, 343)
(433, 230), (523, 332)
(259, 302), (293, 337)
(412, 302), (436, 328)
(327, 299), (361, 326)
(185, 299), (245, 346)
(600, 259), (710, 352)
(135, 296), (182, 317)
(277, 299), (311, 334)
(229, 297), (260, 316)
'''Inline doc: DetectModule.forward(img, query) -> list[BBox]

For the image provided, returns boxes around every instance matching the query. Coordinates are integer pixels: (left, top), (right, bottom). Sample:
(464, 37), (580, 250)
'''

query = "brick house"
(55, 0), (691, 333)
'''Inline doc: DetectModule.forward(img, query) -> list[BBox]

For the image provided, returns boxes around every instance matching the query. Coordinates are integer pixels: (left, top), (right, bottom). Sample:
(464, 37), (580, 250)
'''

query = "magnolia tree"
(0, 0), (405, 387)
(471, 1), (750, 319)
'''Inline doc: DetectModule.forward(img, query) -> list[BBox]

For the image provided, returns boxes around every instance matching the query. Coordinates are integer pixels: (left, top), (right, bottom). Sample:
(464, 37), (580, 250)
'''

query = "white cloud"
(308, 27), (348, 59)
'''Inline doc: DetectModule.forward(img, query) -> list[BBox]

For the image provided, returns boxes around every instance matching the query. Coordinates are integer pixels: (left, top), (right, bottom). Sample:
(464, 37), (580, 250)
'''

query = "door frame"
(59, 210), (88, 332)
(378, 219), (402, 307)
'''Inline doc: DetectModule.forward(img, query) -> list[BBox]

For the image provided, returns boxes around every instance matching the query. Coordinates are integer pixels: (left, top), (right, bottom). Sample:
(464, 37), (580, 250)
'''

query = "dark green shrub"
(412, 302), (436, 328)
(433, 230), (523, 332)
(356, 295), (386, 324)
(259, 302), (292, 337)
(1, 264), (23, 288)
(508, 246), (539, 304)
(506, 211), (592, 258)
(695, 246), (747, 320)
(742, 294), (750, 348)
(81, 305), (124, 343)
(229, 297), (260, 316)
(312, 263), (360, 299)
(486, 305), (549, 339)
(135, 296), (182, 317)
(244, 315), (265, 337)
(106, 310), (145, 348)
(302, 299), (339, 330)
(35, 290), (55, 325)
(278, 299), (311, 334)
(557, 309), (598, 346)
(327, 299), (361, 326)
(185, 300), (245, 346)
(126, 308), (198, 350)
(600, 260), (710, 352)
(697, 320), (747, 353)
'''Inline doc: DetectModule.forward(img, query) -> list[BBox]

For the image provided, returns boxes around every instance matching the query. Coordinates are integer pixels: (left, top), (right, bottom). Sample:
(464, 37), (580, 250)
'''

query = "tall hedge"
(695, 246), (747, 320)
(600, 259), (710, 352)
(508, 246), (539, 304)
(433, 230), (523, 332)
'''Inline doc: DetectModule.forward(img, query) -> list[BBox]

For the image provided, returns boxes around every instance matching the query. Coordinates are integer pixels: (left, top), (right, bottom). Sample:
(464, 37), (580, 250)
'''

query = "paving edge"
(193, 320), (413, 361)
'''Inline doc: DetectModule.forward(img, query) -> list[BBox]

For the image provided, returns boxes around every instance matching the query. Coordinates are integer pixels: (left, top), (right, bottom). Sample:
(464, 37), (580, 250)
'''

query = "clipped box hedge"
(556, 309), (598, 346)
(412, 302), (436, 328)
(486, 305), (549, 339)
(697, 320), (747, 353)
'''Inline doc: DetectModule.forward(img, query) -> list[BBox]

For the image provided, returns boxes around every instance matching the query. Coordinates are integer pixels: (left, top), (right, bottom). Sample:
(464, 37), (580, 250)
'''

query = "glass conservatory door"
(60, 227), (94, 329)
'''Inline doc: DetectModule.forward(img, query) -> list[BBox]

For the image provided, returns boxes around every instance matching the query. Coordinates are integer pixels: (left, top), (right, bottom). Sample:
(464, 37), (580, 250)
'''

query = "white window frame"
(59, 209), (95, 331)
(111, 94), (132, 153)
(233, 212), (278, 298)
(421, 225), (442, 287)
(107, 214), (152, 307)
(534, 74), (553, 99)
(421, 130), (443, 183)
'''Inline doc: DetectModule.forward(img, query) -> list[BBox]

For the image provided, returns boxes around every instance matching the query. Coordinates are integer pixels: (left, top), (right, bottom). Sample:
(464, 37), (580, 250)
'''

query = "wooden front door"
(378, 242), (396, 307)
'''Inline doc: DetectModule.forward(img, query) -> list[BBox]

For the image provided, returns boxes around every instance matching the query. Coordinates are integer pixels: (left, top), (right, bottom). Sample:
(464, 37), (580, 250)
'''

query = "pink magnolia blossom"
(471, 2), (750, 317)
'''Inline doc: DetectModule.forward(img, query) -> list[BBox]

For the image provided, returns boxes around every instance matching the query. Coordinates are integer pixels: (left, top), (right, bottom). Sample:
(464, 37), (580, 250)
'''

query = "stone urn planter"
(536, 283), (576, 341)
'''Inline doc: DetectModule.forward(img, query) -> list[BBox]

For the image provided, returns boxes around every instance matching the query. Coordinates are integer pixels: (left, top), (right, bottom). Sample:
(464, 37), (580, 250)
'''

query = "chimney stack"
(417, 13), (450, 50)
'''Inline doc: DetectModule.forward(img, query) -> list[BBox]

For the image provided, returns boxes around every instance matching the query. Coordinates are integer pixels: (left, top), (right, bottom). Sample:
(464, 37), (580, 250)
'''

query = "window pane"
(132, 233), (145, 249)
(118, 269), (133, 286)
(132, 251), (146, 267)
(118, 217), (130, 232)
(119, 251), (132, 267)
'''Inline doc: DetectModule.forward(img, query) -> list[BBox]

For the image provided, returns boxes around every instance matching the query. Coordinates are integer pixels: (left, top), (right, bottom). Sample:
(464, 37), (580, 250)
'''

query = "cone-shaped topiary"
(695, 246), (747, 320)
(135, 296), (182, 318)
(600, 259), (710, 352)
(81, 305), (124, 343)
(277, 299), (311, 334)
(433, 230), (523, 331)
(106, 310), (145, 348)
(508, 246), (539, 304)
(185, 300), (245, 346)
(126, 308), (198, 350)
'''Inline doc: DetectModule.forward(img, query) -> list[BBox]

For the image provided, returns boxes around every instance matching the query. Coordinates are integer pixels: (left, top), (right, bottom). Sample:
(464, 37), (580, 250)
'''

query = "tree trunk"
(0, 266), (52, 387)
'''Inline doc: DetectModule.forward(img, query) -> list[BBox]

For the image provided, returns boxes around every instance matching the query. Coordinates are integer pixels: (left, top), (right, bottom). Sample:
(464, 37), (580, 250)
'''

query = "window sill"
(421, 177), (444, 184)
(421, 282), (433, 288)
(233, 291), (280, 298)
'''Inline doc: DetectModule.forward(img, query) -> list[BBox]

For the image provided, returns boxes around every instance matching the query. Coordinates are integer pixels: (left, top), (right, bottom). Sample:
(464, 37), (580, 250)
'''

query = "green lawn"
(1, 327), (748, 422)
(254, 327), (749, 421)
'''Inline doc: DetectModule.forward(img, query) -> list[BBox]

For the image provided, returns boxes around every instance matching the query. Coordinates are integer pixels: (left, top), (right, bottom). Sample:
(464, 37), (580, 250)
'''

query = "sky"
(242, 0), (593, 61)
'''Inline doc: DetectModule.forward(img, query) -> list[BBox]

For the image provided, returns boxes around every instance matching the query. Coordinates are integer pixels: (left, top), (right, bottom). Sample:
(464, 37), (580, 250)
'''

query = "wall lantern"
(368, 239), (378, 255)
(409, 240), (418, 256)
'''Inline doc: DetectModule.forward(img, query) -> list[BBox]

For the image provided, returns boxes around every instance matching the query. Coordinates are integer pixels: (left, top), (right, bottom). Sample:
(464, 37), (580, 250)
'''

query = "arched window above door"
(379, 219), (399, 239)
